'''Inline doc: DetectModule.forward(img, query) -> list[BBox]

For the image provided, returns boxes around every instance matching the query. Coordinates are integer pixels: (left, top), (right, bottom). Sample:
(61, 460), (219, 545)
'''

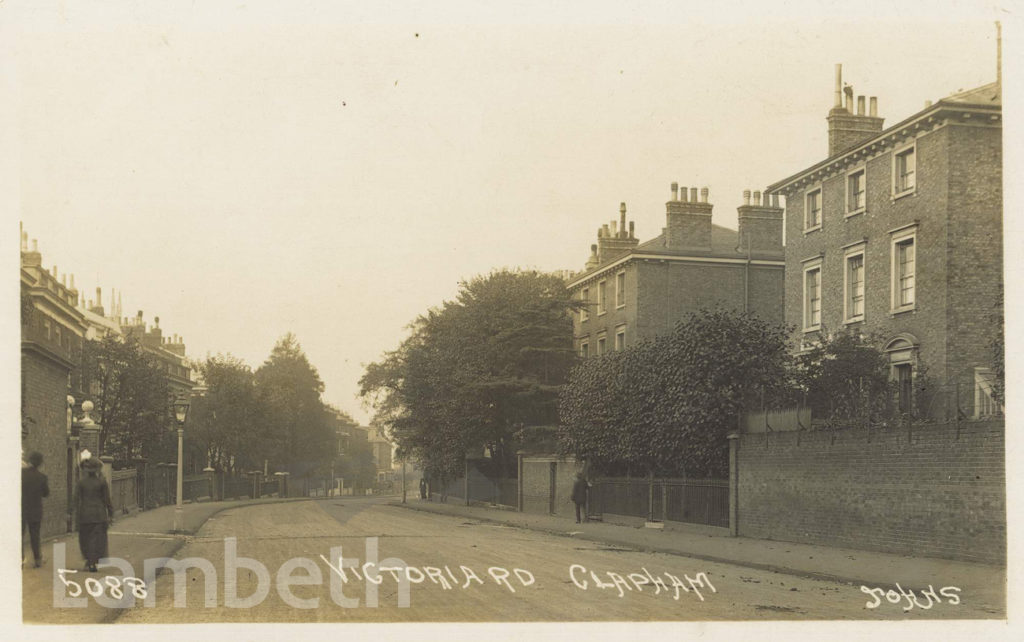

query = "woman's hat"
(81, 457), (102, 470)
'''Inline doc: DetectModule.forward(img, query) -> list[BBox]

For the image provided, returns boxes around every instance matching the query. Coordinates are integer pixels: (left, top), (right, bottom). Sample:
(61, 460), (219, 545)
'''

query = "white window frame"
(580, 287), (589, 322)
(846, 166), (866, 216)
(802, 259), (823, 332)
(615, 271), (626, 309)
(597, 279), (607, 315)
(890, 229), (916, 313)
(615, 325), (626, 351)
(804, 186), (823, 233)
(596, 333), (607, 355)
(843, 244), (866, 324)
(892, 142), (916, 199)
(579, 341), (589, 358)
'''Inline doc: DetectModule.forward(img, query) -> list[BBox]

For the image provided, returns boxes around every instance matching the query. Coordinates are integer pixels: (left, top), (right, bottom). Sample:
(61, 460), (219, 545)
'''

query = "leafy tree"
(360, 269), (578, 481)
(253, 333), (334, 474)
(794, 329), (894, 426)
(189, 354), (258, 473)
(79, 335), (171, 464)
(558, 309), (794, 477)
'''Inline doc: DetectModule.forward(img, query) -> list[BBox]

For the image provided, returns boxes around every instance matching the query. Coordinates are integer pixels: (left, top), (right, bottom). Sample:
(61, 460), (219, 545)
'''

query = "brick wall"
(635, 261), (784, 340)
(520, 456), (581, 518)
(944, 123), (1003, 411)
(736, 420), (1005, 564)
(21, 350), (71, 538)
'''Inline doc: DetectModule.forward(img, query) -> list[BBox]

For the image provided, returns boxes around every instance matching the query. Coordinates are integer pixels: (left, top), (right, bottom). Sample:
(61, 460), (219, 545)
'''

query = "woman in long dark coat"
(74, 457), (114, 572)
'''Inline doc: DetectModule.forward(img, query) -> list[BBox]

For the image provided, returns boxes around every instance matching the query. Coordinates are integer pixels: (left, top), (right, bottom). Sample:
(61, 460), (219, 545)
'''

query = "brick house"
(20, 231), (88, 538)
(766, 65), (1002, 418)
(567, 184), (785, 356)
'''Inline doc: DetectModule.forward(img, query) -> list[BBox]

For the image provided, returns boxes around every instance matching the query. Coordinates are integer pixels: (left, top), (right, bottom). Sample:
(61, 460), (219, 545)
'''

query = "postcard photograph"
(3, 1), (1017, 638)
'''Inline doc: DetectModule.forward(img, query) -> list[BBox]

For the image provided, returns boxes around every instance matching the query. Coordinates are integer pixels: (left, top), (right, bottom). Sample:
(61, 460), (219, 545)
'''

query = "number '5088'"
(57, 569), (147, 600)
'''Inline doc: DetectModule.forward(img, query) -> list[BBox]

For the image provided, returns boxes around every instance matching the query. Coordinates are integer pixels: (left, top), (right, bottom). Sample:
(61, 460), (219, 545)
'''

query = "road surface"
(103, 498), (986, 622)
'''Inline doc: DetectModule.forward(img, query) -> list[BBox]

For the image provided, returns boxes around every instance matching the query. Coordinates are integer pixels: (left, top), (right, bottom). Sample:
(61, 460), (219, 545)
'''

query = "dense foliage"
(794, 329), (894, 426)
(558, 309), (794, 477)
(360, 270), (577, 483)
(80, 335), (172, 462)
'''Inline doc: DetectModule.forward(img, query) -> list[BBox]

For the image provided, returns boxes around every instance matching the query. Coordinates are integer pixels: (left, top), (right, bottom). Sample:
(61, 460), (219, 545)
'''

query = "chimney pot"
(590, 244), (597, 254)
(701, 187), (709, 203)
(70, 274), (75, 289)
(925, 99), (932, 108)
(96, 287), (102, 303)
(771, 194), (780, 207)
(629, 221), (635, 238)
(857, 95), (865, 115)
(52, 265), (58, 277)
(671, 182), (678, 201)
(61, 274), (67, 287)
(834, 64), (843, 108)
(619, 202), (627, 238)
(21, 231), (27, 251)
(870, 96), (878, 117)
(32, 239), (38, 252)
(680, 186), (688, 202)
(743, 190), (751, 206)
(155, 316), (160, 327)
(690, 187), (698, 202)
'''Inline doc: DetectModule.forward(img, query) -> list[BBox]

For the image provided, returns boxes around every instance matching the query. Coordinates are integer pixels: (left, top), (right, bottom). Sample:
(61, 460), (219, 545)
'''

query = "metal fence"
(589, 477), (729, 528)
(436, 475), (517, 507)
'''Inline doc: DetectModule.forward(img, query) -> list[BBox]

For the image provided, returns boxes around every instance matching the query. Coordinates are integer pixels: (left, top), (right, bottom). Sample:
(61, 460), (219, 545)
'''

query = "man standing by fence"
(22, 451), (49, 568)
(572, 472), (590, 524)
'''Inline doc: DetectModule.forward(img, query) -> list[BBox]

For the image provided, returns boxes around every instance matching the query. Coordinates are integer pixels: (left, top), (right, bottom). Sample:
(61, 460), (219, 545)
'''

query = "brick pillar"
(727, 432), (740, 537)
(204, 467), (216, 501)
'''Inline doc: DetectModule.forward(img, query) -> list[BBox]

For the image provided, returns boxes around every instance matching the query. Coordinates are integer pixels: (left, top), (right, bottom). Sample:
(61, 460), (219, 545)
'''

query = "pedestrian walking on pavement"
(73, 455), (114, 572)
(571, 472), (590, 524)
(22, 451), (49, 568)
(419, 477), (427, 499)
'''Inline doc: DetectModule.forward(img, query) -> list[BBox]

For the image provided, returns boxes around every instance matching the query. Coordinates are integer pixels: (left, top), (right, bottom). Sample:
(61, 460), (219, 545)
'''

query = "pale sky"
(2, 1), (1012, 424)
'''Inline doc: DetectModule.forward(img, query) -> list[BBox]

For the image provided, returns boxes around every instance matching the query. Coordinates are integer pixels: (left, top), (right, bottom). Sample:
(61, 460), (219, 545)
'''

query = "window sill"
(845, 208), (866, 219)
(803, 225), (822, 235)
(802, 325), (821, 334)
(843, 317), (865, 326)
(597, 311), (607, 317)
(615, 304), (625, 310)
(890, 306), (916, 317)
(892, 188), (916, 202)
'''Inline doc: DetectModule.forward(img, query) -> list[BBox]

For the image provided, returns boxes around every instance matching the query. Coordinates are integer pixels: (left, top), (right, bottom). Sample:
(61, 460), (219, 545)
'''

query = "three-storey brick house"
(767, 65), (1002, 417)
(567, 184), (785, 356)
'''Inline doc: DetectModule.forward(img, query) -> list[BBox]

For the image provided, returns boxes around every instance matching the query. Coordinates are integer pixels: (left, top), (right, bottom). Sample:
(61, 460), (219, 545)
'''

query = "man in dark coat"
(22, 451), (49, 568)
(571, 472), (590, 524)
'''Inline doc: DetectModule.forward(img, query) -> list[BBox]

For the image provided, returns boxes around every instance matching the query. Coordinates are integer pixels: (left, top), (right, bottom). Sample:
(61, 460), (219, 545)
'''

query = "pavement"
(392, 497), (1007, 613)
(20, 496), (308, 624)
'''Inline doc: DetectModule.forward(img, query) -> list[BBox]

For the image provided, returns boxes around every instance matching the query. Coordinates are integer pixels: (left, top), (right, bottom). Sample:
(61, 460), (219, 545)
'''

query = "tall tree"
(558, 309), (794, 477)
(80, 335), (171, 463)
(254, 333), (334, 474)
(360, 269), (578, 481)
(190, 354), (258, 473)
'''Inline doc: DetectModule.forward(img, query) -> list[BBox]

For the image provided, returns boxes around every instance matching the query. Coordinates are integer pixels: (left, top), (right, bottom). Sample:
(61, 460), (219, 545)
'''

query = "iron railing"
(589, 477), (729, 528)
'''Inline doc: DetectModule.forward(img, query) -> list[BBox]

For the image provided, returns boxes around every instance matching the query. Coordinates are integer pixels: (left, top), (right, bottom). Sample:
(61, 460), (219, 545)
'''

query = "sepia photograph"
(3, 0), (1018, 638)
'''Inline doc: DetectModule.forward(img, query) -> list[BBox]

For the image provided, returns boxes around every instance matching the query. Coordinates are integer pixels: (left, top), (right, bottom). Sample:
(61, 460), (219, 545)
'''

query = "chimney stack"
(737, 188), (784, 255)
(827, 65), (885, 155)
(665, 183), (713, 251)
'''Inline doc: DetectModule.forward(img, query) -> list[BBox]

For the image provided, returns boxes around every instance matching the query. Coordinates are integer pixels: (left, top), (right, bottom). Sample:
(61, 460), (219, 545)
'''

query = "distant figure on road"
(22, 451), (49, 568)
(571, 472), (590, 524)
(74, 455), (114, 572)
(419, 478), (427, 499)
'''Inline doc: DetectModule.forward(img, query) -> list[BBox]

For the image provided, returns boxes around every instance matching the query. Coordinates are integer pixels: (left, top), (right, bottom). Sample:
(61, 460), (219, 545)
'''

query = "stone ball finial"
(67, 395), (75, 407)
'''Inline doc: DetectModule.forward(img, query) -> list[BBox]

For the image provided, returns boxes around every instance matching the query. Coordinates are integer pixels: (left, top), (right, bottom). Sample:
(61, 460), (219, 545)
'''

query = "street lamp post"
(172, 396), (190, 532)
